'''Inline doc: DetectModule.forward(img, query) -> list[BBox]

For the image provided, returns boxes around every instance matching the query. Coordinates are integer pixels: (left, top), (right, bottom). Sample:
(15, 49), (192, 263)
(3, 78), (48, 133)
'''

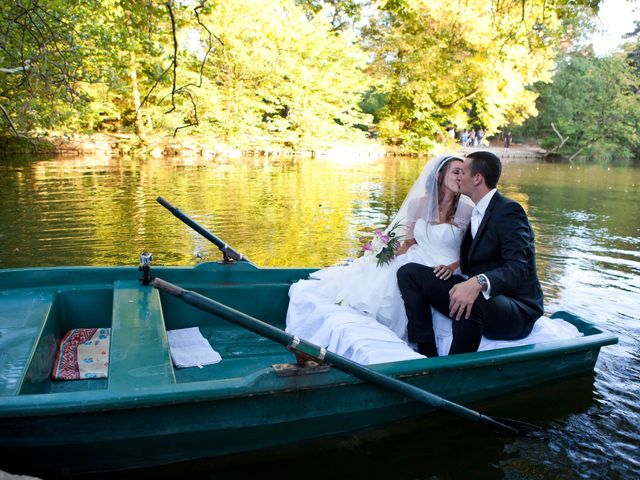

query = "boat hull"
(0, 263), (617, 475)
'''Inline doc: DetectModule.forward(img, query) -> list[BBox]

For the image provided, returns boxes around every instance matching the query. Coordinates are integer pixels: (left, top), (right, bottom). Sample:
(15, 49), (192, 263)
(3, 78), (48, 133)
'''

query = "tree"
(1, 0), (373, 150)
(360, 0), (595, 151)
(519, 50), (640, 162)
(295, 0), (370, 33)
(623, 21), (640, 78)
(193, 0), (373, 148)
(3, 0), (617, 155)
(0, 0), (175, 135)
(0, 0), (86, 135)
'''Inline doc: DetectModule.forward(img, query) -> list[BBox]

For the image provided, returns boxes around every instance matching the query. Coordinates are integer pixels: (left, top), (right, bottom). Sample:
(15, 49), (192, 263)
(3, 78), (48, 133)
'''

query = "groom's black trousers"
(397, 263), (535, 355)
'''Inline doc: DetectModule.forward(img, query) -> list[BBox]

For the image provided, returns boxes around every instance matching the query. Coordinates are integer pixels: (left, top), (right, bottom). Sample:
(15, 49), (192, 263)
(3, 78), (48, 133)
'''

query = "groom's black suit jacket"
(460, 191), (544, 321)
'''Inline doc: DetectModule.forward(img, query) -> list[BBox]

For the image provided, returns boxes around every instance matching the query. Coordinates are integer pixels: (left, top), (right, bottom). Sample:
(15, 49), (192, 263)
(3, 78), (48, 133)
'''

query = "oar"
(152, 277), (543, 438)
(156, 196), (251, 264)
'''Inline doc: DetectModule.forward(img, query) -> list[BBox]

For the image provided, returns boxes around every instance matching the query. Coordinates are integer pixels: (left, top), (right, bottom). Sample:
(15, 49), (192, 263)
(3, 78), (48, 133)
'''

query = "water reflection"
(0, 155), (424, 268)
(1, 154), (639, 479)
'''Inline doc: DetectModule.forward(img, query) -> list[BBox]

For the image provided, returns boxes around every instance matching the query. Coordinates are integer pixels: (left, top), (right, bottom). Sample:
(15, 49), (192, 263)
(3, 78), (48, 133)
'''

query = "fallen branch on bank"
(545, 123), (571, 163)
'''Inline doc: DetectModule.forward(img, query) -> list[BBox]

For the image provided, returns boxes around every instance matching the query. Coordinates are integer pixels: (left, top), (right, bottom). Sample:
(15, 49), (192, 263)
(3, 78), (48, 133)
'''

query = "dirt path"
(458, 141), (546, 162)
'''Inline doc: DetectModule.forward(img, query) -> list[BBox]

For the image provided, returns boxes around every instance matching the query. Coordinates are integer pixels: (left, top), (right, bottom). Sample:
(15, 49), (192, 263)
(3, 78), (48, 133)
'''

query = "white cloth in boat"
(167, 327), (222, 368)
(286, 278), (582, 365)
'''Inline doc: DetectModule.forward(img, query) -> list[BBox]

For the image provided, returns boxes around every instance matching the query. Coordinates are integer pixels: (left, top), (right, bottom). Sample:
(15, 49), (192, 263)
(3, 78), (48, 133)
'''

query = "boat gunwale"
(0, 263), (316, 290)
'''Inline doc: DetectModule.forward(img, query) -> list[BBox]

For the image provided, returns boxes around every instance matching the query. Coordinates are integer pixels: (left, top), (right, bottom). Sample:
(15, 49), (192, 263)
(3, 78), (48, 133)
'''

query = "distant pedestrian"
(504, 131), (512, 149)
(477, 128), (484, 145)
(461, 130), (468, 147)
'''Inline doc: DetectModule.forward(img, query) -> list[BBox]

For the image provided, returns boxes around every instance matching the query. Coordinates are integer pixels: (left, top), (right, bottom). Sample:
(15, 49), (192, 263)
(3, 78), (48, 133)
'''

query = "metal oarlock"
(271, 336), (331, 377)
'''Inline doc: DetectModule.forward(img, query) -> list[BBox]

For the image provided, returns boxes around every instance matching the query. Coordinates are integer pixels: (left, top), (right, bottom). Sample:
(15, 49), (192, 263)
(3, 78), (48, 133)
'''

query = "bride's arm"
(395, 220), (417, 256)
(395, 238), (416, 256)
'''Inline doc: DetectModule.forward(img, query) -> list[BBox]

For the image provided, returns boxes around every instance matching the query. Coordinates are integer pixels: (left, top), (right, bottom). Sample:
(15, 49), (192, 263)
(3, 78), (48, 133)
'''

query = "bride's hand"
(433, 264), (453, 280)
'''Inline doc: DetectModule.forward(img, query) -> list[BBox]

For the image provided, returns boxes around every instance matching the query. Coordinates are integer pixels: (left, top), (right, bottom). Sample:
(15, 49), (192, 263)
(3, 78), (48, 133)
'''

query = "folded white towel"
(167, 327), (222, 368)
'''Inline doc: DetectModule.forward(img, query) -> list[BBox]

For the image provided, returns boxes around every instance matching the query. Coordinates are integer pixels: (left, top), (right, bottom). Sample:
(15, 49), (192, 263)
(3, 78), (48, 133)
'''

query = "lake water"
(0, 153), (638, 479)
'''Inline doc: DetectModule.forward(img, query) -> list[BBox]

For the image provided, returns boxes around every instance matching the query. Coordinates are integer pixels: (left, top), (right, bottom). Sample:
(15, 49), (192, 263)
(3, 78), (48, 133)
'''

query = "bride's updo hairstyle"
(386, 154), (474, 241)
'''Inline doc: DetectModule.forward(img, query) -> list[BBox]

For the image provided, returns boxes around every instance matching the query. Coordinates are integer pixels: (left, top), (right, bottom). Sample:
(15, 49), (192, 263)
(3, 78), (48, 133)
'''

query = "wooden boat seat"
(0, 291), (55, 396)
(108, 281), (176, 391)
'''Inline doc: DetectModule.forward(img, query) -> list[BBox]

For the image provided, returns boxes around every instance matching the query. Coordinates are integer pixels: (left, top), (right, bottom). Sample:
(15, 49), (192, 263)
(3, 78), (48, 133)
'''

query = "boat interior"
(0, 263), (311, 398)
(0, 260), (616, 401)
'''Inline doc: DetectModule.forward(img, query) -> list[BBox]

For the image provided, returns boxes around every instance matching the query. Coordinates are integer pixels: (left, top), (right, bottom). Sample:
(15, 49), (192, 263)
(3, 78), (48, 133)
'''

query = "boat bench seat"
(108, 281), (176, 391)
(0, 291), (55, 396)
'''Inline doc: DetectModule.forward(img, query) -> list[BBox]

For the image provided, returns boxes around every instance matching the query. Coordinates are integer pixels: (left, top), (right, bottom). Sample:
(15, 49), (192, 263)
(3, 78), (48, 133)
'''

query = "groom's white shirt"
(471, 188), (497, 237)
(470, 188), (497, 298)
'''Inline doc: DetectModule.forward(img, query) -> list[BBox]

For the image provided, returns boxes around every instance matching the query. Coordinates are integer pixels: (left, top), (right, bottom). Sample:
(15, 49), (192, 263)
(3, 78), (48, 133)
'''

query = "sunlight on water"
(0, 154), (639, 478)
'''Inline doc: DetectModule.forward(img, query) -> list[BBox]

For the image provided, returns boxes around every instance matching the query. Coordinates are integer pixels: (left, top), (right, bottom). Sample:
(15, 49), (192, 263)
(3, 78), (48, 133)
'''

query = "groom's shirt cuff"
(479, 274), (492, 299)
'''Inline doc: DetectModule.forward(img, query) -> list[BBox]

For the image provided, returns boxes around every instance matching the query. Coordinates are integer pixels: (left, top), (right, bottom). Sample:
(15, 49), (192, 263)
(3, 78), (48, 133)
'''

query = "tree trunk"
(545, 122), (571, 163)
(0, 102), (20, 137)
(130, 50), (144, 134)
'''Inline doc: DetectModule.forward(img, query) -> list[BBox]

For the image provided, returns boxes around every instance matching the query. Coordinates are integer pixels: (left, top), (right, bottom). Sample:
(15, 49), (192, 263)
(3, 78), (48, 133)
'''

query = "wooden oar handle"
(150, 277), (533, 437)
(156, 196), (249, 264)
(152, 277), (186, 297)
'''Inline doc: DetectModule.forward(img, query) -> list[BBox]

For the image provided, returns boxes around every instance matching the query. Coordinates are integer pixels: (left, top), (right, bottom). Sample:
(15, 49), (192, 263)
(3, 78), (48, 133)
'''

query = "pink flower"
(374, 229), (382, 236)
(381, 234), (390, 243)
(363, 242), (373, 251)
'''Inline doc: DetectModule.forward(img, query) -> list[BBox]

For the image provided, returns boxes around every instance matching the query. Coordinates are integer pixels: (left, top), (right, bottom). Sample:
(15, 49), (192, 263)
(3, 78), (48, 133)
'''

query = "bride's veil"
(386, 154), (473, 240)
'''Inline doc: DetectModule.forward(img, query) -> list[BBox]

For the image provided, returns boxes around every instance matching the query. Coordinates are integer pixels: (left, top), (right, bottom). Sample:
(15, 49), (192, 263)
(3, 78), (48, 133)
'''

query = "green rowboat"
(0, 261), (617, 475)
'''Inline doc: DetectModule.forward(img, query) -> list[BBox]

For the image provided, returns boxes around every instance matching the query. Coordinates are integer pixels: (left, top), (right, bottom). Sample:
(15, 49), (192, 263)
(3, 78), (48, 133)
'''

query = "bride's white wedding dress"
(309, 219), (465, 341)
(286, 218), (582, 364)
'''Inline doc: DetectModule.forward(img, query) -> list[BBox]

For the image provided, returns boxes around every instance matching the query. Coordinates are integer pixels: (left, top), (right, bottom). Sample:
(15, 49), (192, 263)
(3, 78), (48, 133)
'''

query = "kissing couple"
(292, 151), (544, 357)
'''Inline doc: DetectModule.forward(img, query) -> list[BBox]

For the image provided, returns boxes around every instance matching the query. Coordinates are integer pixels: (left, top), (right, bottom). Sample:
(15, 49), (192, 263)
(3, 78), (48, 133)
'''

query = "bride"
(291, 154), (474, 343)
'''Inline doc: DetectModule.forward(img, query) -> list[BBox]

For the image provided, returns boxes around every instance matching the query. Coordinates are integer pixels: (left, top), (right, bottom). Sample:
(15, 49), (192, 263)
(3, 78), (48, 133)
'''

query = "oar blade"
(485, 416), (546, 439)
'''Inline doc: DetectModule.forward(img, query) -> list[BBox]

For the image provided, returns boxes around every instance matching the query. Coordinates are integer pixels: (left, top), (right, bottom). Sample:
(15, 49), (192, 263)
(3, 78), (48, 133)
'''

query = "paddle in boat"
(0, 198), (618, 475)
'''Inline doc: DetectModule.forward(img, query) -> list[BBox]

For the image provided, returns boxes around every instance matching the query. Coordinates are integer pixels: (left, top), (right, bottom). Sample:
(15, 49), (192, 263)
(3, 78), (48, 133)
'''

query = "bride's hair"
(387, 154), (473, 241)
(436, 158), (462, 225)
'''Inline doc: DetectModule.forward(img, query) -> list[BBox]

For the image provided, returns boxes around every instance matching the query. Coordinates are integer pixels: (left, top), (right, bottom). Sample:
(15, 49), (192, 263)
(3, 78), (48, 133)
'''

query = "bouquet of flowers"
(362, 223), (403, 267)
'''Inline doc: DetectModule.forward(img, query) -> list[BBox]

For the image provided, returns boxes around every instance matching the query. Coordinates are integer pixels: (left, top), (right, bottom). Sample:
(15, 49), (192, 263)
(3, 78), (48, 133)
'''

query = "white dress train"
(309, 219), (465, 341)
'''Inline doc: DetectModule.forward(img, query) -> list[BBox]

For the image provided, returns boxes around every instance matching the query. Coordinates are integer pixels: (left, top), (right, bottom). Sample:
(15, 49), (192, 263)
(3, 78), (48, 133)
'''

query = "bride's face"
(441, 160), (464, 194)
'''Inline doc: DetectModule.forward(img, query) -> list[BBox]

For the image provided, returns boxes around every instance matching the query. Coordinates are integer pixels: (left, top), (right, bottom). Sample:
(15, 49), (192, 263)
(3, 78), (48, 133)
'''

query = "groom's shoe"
(418, 341), (438, 357)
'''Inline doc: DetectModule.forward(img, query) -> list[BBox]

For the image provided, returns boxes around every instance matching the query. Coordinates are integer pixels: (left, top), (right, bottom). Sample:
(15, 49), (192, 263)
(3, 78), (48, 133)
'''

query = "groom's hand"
(448, 279), (483, 320)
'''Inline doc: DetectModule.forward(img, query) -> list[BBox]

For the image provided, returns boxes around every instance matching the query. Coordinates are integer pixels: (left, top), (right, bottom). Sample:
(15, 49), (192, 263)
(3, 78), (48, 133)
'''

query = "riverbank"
(0, 470), (39, 480)
(460, 142), (547, 162)
(0, 133), (387, 158)
(0, 133), (547, 161)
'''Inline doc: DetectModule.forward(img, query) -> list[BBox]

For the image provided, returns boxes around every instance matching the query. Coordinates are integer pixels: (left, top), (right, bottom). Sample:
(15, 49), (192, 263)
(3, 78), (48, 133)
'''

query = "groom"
(397, 150), (544, 356)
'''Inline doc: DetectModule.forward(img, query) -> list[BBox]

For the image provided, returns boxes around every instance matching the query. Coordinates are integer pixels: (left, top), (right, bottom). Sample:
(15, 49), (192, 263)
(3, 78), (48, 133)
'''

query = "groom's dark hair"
(467, 151), (501, 189)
